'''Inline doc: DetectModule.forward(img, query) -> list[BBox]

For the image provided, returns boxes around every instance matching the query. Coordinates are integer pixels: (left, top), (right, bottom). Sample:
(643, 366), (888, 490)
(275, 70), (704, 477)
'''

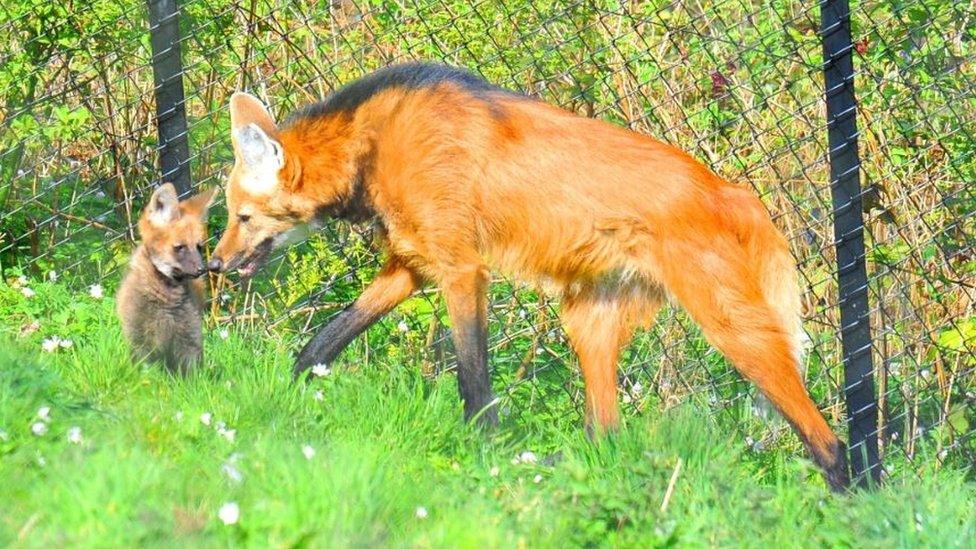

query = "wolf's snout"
(208, 257), (224, 272)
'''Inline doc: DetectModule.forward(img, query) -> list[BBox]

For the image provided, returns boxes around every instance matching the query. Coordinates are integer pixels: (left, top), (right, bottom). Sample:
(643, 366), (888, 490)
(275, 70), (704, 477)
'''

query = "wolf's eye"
(174, 244), (186, 253)
(238, 214), (251, 224)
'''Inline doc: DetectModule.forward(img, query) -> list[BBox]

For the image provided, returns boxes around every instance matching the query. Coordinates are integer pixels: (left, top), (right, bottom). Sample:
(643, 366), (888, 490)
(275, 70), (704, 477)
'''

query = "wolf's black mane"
(283, 62), (514, 126)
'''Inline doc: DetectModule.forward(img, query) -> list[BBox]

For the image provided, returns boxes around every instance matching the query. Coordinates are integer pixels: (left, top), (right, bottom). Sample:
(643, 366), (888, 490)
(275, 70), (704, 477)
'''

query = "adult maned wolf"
(208, 62), (849, 491)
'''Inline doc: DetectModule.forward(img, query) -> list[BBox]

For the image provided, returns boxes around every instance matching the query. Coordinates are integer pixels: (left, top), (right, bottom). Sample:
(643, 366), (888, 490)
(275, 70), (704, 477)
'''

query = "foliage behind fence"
(1, 0), (974, 477)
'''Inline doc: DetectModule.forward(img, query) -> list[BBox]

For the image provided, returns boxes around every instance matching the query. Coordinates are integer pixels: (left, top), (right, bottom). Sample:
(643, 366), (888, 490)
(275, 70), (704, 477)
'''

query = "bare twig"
(660, 457), (683, 513)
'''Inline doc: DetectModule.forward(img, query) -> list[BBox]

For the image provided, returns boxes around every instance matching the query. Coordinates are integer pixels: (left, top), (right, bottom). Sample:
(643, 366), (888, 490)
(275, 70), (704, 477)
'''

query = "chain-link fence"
(2, 0), (974, 483)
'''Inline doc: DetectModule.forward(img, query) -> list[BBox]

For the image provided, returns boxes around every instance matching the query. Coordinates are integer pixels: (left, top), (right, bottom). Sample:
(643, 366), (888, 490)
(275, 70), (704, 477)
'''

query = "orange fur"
(210, 65), (850, 491)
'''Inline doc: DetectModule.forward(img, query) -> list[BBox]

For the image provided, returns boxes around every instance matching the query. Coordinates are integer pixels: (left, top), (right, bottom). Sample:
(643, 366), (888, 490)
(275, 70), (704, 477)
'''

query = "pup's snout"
(208, 258), (224, 272)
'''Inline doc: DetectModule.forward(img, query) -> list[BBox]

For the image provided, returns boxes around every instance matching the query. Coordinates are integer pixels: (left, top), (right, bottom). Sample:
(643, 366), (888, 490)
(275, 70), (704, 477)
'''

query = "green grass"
(3, 0), (974, 463)
(1, 278), (974, 547)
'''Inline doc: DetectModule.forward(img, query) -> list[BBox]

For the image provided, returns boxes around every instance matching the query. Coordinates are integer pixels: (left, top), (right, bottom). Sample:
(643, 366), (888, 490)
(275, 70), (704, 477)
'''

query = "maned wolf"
(207, 62), (849, 491)
(117, 183), (216, 373)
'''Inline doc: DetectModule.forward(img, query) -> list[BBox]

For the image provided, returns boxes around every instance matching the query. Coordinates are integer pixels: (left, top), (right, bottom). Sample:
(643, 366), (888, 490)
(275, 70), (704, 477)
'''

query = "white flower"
(313, 390), (324, 402)
(41, 337), (60, 352)
(174, 411), (184, 422)
(518, 451), (538, 464)
(311, 364), (331, 377)
(58, 339), (73, 349)
(31, 422), (48, 436)
(218, 502), (240, 525)
(67, 426), (83, 444)
(489, 466), (500, 477)
(200, 412), (213, 426)
(533, 474), (543, 484)
(21, 286), (36, 298)
(302, 444), (315, 460)
(89, 284), (103, 299)
(48, 271), (58, 282)
(218, 329), (229, 340)
(221, 462), (244, 484)
(36, 454), (46, 467)
(622, 394), (632, 404)
(214, 422), (236, 442)
(217, 425), (236, 443)
(632, 382), (643, 395)
(17, 275), (27, 286)
(397, 320), (410, 333)
(415, 506), (428, 519)
(37, 406), (51, 421)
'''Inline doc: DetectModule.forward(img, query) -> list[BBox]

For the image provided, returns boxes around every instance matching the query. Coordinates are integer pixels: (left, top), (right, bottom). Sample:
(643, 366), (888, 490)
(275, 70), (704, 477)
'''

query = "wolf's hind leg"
(560, 285), (662, 436)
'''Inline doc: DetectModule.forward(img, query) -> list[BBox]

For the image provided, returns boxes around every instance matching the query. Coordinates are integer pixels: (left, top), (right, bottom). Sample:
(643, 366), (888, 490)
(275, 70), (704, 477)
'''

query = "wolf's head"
(208, 92), (357, 279)
(138, 183), (217, 281)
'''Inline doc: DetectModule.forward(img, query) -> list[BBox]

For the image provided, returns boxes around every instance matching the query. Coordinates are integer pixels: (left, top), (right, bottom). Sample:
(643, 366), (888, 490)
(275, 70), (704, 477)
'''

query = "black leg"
(293, 258), (419, 378)
(441, 268), (498, 426)
(294, 303), (385, 375)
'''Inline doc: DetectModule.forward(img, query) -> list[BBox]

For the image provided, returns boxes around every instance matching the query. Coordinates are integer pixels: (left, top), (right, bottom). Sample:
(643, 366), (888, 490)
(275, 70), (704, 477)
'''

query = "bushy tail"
(720, 188), (810, 422)
(687, 187), (849, 491)
(758, 233), (807, 374)
(723, 186), (807, 374)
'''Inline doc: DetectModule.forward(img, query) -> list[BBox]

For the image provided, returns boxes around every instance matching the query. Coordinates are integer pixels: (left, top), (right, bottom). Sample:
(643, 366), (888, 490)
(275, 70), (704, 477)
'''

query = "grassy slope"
(0, 280), (974, 547)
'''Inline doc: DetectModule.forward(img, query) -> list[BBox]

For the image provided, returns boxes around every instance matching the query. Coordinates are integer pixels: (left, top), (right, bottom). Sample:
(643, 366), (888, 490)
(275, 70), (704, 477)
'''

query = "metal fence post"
(147, 0), (193, 195)
(819, 0), (882, 488)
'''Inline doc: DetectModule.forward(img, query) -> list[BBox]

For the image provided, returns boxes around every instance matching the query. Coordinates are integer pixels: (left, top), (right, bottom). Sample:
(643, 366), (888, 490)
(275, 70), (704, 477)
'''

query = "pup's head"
(138, 183), (217, 281)
(208, 92), (319, 279)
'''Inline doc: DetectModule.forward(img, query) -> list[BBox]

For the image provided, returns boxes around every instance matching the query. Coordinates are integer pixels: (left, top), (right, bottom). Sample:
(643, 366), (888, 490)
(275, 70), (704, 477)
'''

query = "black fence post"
(147, 0), (193, 195)
(819, 0), (882, 488)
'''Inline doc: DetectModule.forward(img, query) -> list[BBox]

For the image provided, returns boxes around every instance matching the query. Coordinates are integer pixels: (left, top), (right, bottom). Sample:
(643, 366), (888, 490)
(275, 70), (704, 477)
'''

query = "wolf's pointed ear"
(230, 91), (277, 136)
(148, 183), (180, 227)
(183, 186), (219, 220)
(233, 123), (284, 195)
(234, 123), (284, 168)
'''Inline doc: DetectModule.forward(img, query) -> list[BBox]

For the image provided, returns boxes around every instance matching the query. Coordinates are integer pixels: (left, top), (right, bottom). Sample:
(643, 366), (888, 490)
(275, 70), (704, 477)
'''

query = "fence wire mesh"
(1, 0), (974, 477)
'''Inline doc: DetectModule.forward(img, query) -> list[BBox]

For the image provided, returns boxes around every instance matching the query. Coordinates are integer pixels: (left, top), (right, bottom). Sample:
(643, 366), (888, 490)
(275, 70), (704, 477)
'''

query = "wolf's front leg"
(294, 258), (421, 377)
(439, 265), (498, 427)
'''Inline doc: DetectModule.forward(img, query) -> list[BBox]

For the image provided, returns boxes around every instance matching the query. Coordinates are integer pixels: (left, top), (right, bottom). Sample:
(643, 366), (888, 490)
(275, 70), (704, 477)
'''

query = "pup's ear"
(147, 183), (180, 226)
(182, 186), (219, 220)
(230, 91), (277, 136)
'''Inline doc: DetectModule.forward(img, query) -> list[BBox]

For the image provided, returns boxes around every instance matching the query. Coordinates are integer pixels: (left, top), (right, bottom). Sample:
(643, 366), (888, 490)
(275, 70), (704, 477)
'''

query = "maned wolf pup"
(117, 183), (216, 373)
